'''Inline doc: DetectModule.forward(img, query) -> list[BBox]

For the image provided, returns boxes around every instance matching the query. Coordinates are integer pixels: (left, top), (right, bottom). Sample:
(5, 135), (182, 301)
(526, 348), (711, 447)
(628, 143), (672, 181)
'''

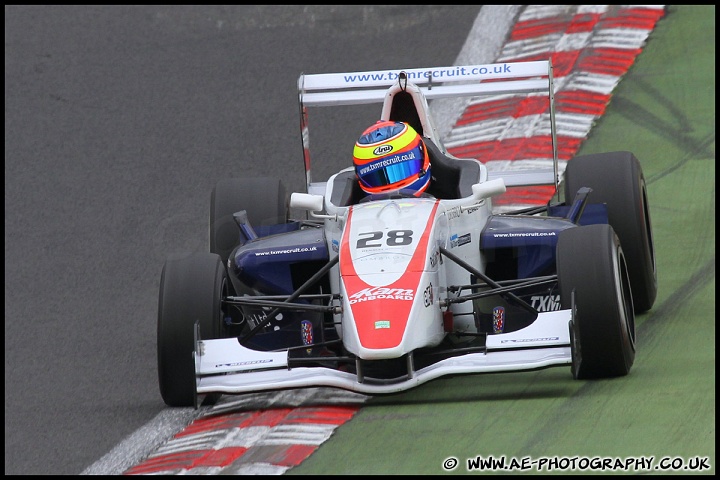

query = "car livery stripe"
(340, 202), (439, 349)
(443, 5), (666, 209)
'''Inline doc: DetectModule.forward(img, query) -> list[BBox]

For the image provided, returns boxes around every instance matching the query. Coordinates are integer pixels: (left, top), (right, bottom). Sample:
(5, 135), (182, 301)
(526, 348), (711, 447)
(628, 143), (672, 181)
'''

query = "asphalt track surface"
(4, 5), (488, 475)
(5, 5), (715, 475)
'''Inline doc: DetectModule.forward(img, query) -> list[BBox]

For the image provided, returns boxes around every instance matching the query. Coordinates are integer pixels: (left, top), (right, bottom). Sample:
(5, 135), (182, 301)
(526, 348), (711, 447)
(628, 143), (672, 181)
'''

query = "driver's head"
(353, 120), (431, 196)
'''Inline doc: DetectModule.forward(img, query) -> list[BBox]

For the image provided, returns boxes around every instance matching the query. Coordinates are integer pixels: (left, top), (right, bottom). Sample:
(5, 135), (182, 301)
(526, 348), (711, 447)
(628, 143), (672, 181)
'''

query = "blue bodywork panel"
(481, 203), (609, 279)
(548, 202), (609, 226)
(231, 226), (329, 295)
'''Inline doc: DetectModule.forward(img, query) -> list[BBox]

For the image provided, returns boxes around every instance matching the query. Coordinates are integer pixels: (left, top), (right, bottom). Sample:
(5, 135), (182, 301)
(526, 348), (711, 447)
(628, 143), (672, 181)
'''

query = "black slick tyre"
(557, 224), (635, 379)
(563, 151), (657, 313)
(157, 252), (228, 407)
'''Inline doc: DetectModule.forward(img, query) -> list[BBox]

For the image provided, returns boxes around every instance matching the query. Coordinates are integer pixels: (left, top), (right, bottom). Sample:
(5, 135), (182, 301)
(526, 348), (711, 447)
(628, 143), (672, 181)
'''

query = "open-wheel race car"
(157, 60), (657, 407)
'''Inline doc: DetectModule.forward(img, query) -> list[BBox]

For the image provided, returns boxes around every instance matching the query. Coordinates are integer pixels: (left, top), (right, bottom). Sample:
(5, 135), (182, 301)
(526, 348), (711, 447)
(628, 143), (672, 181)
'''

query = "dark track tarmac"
(4, 5), (483, 474)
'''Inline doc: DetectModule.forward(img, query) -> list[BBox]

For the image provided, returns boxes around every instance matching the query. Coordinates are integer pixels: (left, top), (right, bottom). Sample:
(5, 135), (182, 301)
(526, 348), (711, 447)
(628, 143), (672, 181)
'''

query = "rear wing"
(297, 60), (558, 192)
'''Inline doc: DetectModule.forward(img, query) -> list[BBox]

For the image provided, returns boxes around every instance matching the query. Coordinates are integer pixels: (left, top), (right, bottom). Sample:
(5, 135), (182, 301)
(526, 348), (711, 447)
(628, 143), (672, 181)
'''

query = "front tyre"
(157, 253), (228, 407)
(557, 224), (635, 379)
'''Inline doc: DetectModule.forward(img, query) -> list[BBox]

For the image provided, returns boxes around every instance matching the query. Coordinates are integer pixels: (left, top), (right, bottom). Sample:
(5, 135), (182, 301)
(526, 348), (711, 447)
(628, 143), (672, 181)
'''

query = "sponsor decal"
(254, 246), (318, 256)
(374, 320), (390, 329)
(530, 295), (561, 312)
(348, 286), (414, 304)
(339, 64), (515, 85)
(243, 311), (268, 329)
(446, 207), (461, 220)
(215, 359), (274, 368)
(493, 306), (505, 333)
(373, 144), (393, 156)
(353, 253), (408, 265)
(429, 250), (439, 268)
(424, 283), (434, 307)
(358, 148), (417, 176)
(300, 320), (314, 347)
(331, 239), (339, 253)
(450, 233), (471, 248)
(499, 337), (560, 344)
(491, 231), (557, 238)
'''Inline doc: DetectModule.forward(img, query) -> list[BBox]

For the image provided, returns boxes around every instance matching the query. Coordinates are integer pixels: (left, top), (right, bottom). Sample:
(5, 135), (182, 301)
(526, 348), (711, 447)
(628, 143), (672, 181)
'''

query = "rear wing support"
(297, 60), (558, 193)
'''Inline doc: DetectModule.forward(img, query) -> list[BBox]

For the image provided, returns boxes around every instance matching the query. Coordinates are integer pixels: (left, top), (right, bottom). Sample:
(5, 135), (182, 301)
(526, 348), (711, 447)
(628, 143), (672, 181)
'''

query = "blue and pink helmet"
(353, 121), (431, 196)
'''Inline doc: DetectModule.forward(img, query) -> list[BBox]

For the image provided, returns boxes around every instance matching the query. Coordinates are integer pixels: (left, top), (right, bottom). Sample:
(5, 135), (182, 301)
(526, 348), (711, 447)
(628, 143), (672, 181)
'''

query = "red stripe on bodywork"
(340, 202), (439, 349)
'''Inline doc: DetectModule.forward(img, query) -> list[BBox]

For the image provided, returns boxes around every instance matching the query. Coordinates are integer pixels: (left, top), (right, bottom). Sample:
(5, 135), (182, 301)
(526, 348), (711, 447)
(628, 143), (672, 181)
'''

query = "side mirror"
(472, 178), (506, 200)
(290, 192), (324, 212)
(290, 192), (338, 220)
(458, 178), (506, 213)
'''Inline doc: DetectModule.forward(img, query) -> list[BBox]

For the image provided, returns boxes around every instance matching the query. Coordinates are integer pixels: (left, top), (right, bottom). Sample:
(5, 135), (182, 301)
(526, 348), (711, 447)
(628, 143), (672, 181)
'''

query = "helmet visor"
(356, 144), (425, 188)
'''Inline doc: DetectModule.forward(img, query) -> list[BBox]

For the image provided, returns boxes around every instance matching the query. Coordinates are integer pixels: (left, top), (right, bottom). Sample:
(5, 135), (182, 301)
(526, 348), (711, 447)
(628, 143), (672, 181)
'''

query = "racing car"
(157, 60), (657, 407)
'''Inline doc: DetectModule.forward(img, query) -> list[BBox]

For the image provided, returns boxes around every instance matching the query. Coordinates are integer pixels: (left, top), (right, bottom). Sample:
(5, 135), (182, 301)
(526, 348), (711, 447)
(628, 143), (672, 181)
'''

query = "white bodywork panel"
(196, 311), (572, 396)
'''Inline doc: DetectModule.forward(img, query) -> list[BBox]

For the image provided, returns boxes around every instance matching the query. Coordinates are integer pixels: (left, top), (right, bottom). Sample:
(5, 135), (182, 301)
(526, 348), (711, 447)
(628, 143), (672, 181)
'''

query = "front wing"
(195, 310), (573, 396)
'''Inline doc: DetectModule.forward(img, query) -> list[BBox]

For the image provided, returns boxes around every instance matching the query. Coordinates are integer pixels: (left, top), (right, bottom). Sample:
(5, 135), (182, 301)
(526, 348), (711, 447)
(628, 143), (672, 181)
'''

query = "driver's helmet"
(353, 120), (431, 196)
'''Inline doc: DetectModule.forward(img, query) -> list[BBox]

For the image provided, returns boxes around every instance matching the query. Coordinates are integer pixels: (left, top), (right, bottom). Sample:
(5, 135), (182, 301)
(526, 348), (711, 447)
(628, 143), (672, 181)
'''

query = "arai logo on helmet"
(374, 145), (393, 156)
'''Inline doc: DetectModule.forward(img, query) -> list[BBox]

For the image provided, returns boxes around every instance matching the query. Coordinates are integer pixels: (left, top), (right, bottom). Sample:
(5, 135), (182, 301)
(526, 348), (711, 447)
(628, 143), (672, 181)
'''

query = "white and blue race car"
(157, 60), (657, 407)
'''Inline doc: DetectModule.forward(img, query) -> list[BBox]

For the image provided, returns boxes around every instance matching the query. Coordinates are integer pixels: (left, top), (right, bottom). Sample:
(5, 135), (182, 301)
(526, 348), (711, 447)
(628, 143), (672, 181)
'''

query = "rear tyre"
(564, 151), (657, 313)
(210, 177), (287, 264)
(557, 224), (635, 379)
(157, 253), (228, 407)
